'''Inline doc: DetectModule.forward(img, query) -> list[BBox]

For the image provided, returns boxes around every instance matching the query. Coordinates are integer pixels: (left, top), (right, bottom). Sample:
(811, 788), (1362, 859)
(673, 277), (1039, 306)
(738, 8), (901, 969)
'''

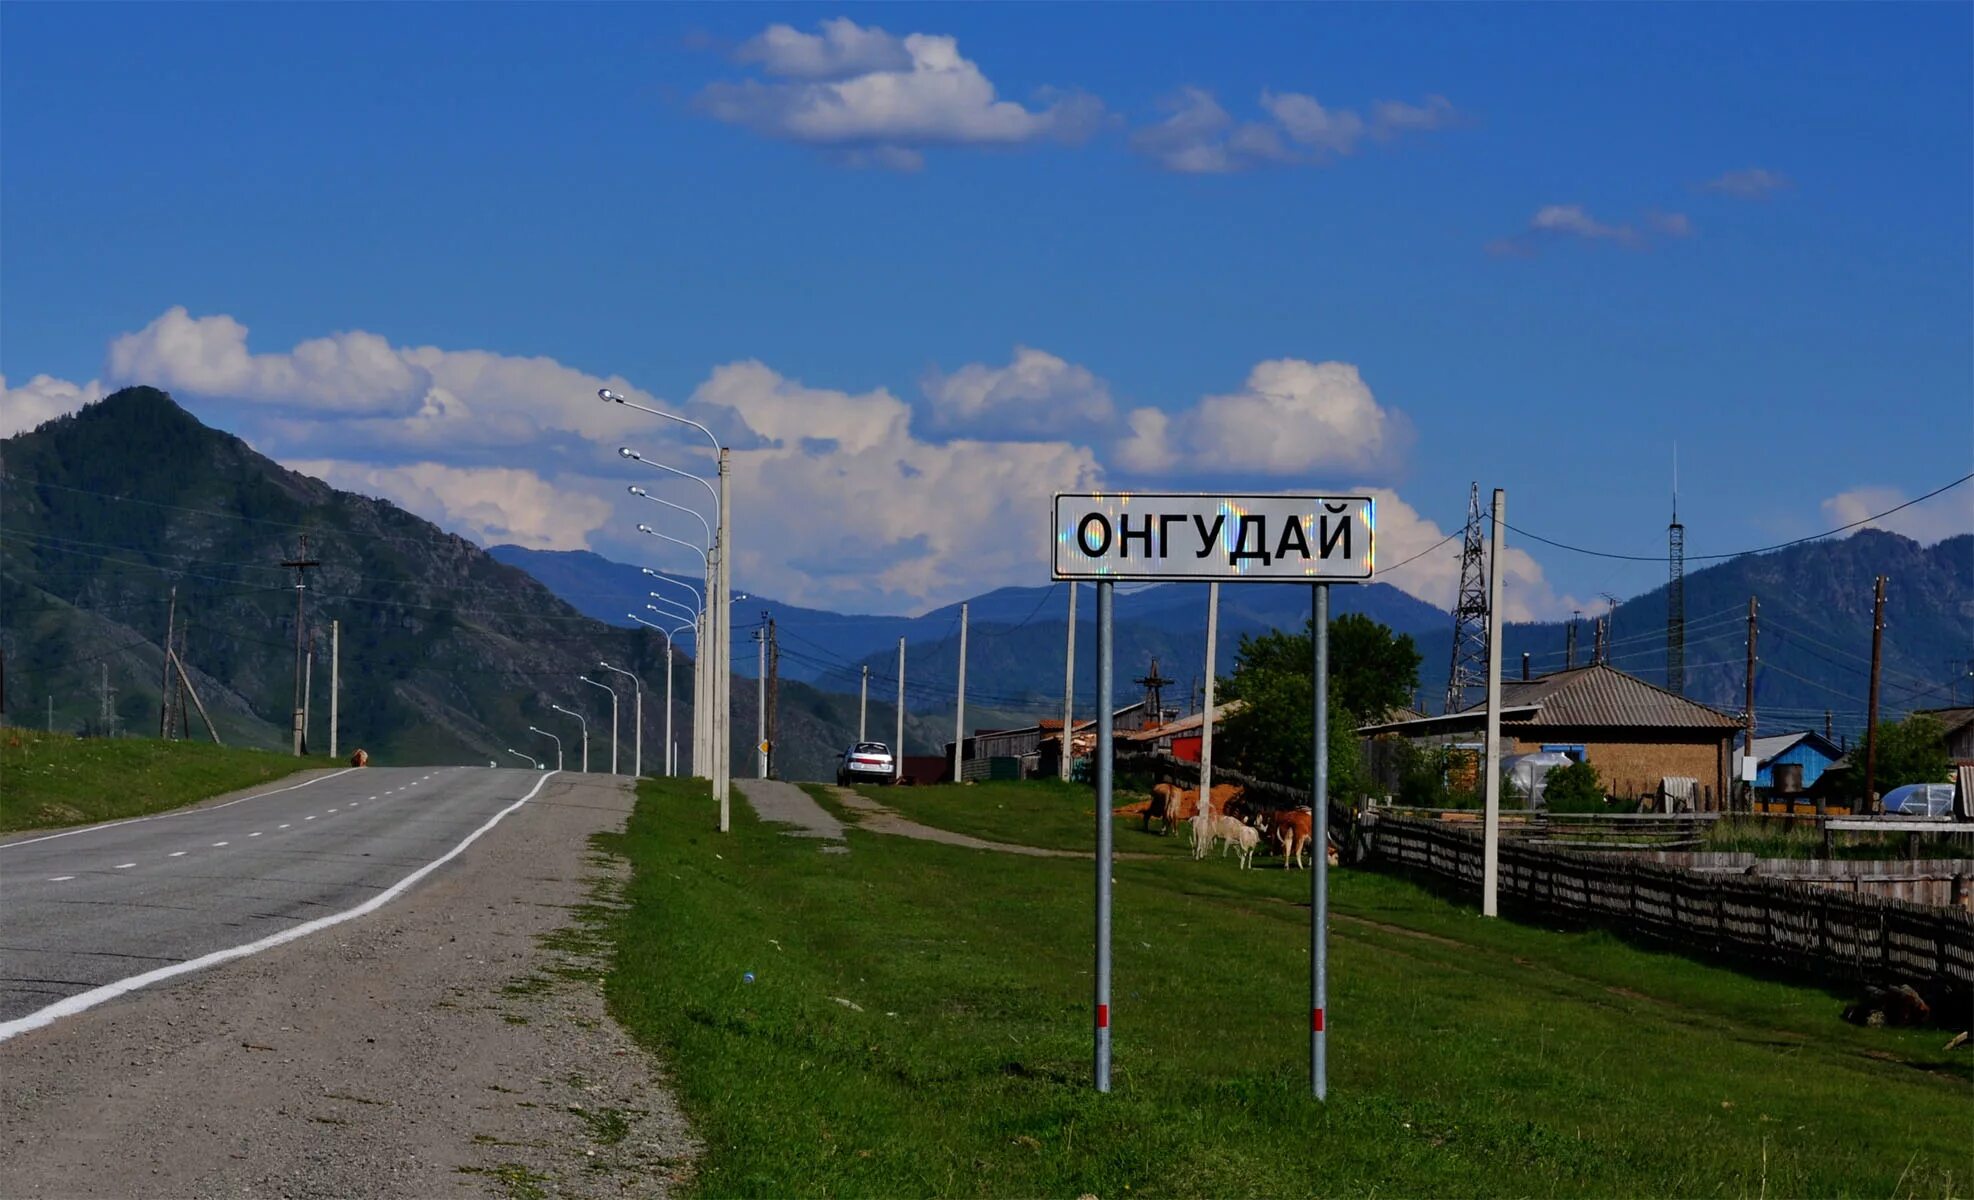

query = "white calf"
(1222, 821), (1261, 869)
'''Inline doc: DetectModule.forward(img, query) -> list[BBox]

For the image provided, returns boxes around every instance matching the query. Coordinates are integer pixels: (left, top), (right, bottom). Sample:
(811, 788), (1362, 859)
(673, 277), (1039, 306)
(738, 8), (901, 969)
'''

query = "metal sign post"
(1053, 491), (1374, 1101)
(1094, 578), (1114, 1092)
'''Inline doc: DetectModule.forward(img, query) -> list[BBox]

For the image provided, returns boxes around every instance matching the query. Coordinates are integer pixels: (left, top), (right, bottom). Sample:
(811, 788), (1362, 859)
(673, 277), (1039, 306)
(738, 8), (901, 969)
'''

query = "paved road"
(0, 766), (555, 1026)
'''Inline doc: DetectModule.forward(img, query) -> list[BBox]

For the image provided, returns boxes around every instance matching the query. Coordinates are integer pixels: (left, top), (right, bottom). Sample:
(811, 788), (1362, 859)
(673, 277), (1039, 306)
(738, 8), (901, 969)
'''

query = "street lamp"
(648, 596), (698, 625)
(580, 675), (620, 776)
(608, 403), (731, 834)
(630, 612), (694, 777)
(596, 661), (642, 779)
(527, 726), (563, 772)
(642, 566), (703, 613)
(550, 703), (589, 773)
(627, 485), (711, 548)
(503, 747), (543, 770)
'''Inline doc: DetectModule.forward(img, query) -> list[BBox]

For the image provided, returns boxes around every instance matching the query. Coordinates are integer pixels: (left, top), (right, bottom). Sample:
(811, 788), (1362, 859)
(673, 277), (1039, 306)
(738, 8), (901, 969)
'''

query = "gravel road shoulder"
(0, 772), (696, 1199)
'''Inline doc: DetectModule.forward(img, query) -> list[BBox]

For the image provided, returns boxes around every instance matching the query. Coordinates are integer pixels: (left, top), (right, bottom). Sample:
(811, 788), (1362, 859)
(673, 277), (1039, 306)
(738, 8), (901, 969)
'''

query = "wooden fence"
(1366, 812), (1974, 993)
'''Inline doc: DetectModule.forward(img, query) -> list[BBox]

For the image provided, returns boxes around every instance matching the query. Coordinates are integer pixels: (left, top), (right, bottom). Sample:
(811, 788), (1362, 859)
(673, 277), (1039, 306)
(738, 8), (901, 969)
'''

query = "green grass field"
(601, 778), (1971, 1198)
(0, 727), (326, 832)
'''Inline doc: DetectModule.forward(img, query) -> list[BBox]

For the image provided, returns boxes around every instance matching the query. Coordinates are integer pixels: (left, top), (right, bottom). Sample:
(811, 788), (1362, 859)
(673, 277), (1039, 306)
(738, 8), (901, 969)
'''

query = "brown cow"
(1263, 808), (1313, 869)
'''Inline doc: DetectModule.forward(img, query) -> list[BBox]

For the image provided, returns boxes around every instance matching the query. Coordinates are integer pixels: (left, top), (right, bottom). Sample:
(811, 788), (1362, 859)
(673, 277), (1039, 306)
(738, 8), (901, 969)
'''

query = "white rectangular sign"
(1052, 492), (1375, 582)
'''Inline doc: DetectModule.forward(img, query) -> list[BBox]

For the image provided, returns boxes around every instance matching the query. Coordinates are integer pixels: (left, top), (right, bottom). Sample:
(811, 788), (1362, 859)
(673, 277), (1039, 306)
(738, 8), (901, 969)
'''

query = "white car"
(838, 741), (896, 786)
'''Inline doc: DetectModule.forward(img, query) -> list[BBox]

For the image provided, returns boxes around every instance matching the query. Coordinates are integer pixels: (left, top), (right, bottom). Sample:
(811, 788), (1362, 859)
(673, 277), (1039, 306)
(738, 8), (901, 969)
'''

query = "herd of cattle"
(1144, 782), (1335, 870)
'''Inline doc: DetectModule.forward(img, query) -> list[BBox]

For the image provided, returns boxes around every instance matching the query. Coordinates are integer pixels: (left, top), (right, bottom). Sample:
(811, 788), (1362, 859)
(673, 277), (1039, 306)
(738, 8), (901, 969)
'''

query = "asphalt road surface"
(0, 766), (554, 1030)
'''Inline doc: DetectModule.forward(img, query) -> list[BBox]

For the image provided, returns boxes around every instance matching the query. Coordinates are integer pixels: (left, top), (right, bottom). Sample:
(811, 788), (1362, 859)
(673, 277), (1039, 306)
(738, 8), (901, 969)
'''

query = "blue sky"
(3, 3), (1969, 615)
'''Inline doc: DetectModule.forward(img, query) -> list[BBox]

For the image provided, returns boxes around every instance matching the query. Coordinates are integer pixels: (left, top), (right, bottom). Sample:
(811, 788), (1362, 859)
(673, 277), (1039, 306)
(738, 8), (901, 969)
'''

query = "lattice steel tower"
(1444, 483), (1490, 714)
(1667, 459), (1685, 695)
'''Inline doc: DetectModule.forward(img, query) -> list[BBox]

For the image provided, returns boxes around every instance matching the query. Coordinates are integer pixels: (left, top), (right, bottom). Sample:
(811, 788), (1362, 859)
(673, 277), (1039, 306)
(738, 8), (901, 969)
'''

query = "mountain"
(0, 387), (943, 779)
(499, 531), (1971, 747)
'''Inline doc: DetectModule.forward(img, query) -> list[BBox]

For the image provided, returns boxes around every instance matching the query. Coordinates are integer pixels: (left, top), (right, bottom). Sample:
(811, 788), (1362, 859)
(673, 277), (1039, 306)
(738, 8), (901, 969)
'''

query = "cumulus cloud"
(1114, 358), (1411, 477)
(687, 361), (1103, 608)
(1702, 167), (1792, 198)
(1487, 203), (1693, 257)
(283, 459), (614, 552)
(1820, 485), (1973, 547)
(1355, 487), (1579, 624)
(1132, 87), (1454, 174)
(1, 373), (102, 437)
(697, 18), (1103, 170)
(919, 346), (1115, 439)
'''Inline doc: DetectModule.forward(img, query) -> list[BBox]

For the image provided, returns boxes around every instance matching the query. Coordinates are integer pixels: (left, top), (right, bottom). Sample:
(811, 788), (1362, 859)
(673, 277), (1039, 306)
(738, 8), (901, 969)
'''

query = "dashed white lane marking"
(1, 769), (560, 1043)
(327, 808), (339, 813)
(249, 832), (262, 838)
(304, 816), (317, 821)
(0, 768), (360, 851)
(278, 824), (290, 829)
(169, 851), (186, 858)
(211, 841), (229, 847)
(47, 876), (74, 882)
(113, 863), (135, 870)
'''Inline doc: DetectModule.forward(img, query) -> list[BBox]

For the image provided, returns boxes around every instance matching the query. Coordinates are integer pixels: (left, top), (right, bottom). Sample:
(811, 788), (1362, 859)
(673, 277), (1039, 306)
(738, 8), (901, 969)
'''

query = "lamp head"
(641, 567), (658, 576)
(600, 388), (623, 404)
(636, 523), (653, 534)
(618, 446), (638, 460)
(628, 485), (645, 496)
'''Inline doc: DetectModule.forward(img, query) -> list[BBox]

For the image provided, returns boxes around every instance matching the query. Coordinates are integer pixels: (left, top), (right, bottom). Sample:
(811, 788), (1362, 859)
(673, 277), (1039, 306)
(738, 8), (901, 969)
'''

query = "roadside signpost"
(1052, 492), (1374, 1099)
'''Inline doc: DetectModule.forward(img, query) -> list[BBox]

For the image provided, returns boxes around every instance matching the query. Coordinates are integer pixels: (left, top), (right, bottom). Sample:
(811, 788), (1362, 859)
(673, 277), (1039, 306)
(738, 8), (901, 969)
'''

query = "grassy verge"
(602, 777), (1969, 1198)
(0, 727), (327, 832)
(838, 779), (1205, 860)
(1703, 815), (1972, 861)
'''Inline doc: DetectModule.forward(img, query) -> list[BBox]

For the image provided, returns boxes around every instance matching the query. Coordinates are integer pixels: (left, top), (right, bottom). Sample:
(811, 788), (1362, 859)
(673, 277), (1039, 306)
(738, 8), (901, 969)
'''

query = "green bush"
(1541, 759), (1606, 812)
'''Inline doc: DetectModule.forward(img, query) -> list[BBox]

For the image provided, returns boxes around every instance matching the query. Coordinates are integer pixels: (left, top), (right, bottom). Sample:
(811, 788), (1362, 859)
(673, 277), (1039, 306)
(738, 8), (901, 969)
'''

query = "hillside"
(0, 388), (921, 779)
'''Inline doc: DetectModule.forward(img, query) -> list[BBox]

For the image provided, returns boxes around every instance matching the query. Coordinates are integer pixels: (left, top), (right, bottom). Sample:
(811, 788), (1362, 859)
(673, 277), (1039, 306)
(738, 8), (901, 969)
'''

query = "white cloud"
(1702, 167), (1792, 198)
(688, 361), (1104, 608)
(283, 459), (614, 552)
(1487, 203), (1692, 257)
(697, 19), (1102, 169)
(1132, 87), (1454, 174)
(919, 346), (1115, 439)
(1357, 488), (1579, 624)
(1820, 485), (1973, 547)
(1114, 358), (1411, 477)
(1, 373), (102, 437)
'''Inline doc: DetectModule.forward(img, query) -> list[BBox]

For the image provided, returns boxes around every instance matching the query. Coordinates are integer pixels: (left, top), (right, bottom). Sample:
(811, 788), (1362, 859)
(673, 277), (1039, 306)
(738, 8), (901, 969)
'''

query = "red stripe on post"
(1311, 1007), (1325, 1032)
(1097, 1004), (1110, 1029)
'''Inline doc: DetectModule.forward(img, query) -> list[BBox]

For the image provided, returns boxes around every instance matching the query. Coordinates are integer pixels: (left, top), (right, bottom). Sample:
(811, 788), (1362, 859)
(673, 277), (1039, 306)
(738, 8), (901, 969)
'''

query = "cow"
(1220, 820), (1261, 869)
(1263, 808), (1314, 869)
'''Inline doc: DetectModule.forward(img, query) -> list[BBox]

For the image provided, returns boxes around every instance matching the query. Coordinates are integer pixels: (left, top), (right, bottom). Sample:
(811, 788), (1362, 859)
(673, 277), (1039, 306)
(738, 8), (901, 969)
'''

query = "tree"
(1541, 759), (1606, 812)
(1216, 613), (1418, 796)
(1874, 714), (1950, 793)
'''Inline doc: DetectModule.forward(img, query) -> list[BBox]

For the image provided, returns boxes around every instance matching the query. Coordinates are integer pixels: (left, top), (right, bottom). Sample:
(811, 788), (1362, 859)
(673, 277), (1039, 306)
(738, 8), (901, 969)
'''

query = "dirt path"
(0, 773), (696, 1200)
(825, 787), (1167, 860)
(736, 778), (848, 851)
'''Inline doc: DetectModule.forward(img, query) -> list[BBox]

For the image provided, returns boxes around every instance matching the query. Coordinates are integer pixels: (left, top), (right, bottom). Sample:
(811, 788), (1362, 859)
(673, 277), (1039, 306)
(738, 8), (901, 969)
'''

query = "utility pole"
(1060, 583), (1077, 780)
(1863, 575), (1887, 815)
(1743, 596), (1758, 814)
(1134, 657), (1174, 726)
(281, 536), (320, 756)
(302, 636), (314, 755)
(1445, 483), (1490, 713)
(1201, 581), (1220, 805)
(1482, 488), (1507, 918)
(1825, 710), (1833, 741)
(755, 627), (768, 779)
(99, 663), (116, 737)
(767, 616), (779, 778)
(159, 586), (178, 738)
(1566, 611), (1579, 670)
(859, 664), (869, 742)
(953, 601), (968, 783)
(47, 694), (54, 734)
(895, 637), (906, 783)
(329, 620), (340, 759)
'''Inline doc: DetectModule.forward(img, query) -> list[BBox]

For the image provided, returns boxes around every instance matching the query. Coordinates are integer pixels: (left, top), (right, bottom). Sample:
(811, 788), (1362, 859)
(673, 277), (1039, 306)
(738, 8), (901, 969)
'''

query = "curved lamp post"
(630, 612), (695, 777)
(527, 726), (563, 772)
(596, 661), (642, 778)
(503, 747), (543, 770)
(580, 675), (619, 776)
(550, 703), (589, 773)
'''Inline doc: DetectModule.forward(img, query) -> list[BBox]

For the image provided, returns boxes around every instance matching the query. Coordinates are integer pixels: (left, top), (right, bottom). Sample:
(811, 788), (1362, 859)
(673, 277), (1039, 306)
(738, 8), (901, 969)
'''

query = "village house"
(1356, 663), (1742, 809)
(1732, 730), (1846, 795)
(1118, 700), (1247, 761)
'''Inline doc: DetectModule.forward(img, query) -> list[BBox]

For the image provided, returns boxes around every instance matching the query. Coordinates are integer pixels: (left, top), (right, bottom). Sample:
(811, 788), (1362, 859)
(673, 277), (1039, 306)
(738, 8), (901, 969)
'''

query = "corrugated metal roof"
(1477, 664), (1739, 730)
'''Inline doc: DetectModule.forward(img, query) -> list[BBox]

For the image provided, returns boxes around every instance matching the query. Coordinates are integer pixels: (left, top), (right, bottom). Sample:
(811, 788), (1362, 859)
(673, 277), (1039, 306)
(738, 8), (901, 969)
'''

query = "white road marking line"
(305, 816), (317, 821)
(278, 824), (290, 829)
(169, 851), (186, 857)
(114, 863), (135, 870)
(47, 876), (74, 882)
(0, 768), (360, 851)
(1, 770), (562, 1044)
(327, 808), (338, 813)
(249, 832), (263, 837)
(212, 841), (229, 847)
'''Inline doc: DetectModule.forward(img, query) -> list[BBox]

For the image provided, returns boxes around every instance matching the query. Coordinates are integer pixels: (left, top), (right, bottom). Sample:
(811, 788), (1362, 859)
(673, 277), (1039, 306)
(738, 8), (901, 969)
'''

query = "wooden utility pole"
(172, 650), (221, 744)
(1743, 596), (1758, 812)
(1863, 575), (1887, 815)
(159, 586), (178, 738)
(1566, 611), (1579, 669)
(281, 536), (321, 756)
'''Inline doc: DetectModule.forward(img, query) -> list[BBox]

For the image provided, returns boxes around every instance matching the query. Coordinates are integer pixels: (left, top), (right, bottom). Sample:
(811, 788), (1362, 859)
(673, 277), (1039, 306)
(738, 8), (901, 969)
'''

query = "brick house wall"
(1508, 728), (1731, 810)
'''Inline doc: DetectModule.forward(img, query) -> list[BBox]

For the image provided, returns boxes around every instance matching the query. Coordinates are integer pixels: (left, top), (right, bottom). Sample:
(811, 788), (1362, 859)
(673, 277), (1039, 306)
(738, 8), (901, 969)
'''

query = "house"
(1119, 700), (1247, 761)
(944, 701), (1149, 780)
(1731, 730), (1845, 793)
(1356, 663), (1741, 809)
(1914, 707), (1974, 760)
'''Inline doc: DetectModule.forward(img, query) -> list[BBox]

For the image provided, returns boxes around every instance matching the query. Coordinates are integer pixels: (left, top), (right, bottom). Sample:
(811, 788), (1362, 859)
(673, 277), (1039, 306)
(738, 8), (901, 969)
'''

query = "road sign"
(1052, 493), (1374, 582)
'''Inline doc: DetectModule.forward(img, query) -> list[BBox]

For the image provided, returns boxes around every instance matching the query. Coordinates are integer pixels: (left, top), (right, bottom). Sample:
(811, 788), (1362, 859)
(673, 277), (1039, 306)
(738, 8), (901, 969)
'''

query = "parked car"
(838, 741), (896, 786)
